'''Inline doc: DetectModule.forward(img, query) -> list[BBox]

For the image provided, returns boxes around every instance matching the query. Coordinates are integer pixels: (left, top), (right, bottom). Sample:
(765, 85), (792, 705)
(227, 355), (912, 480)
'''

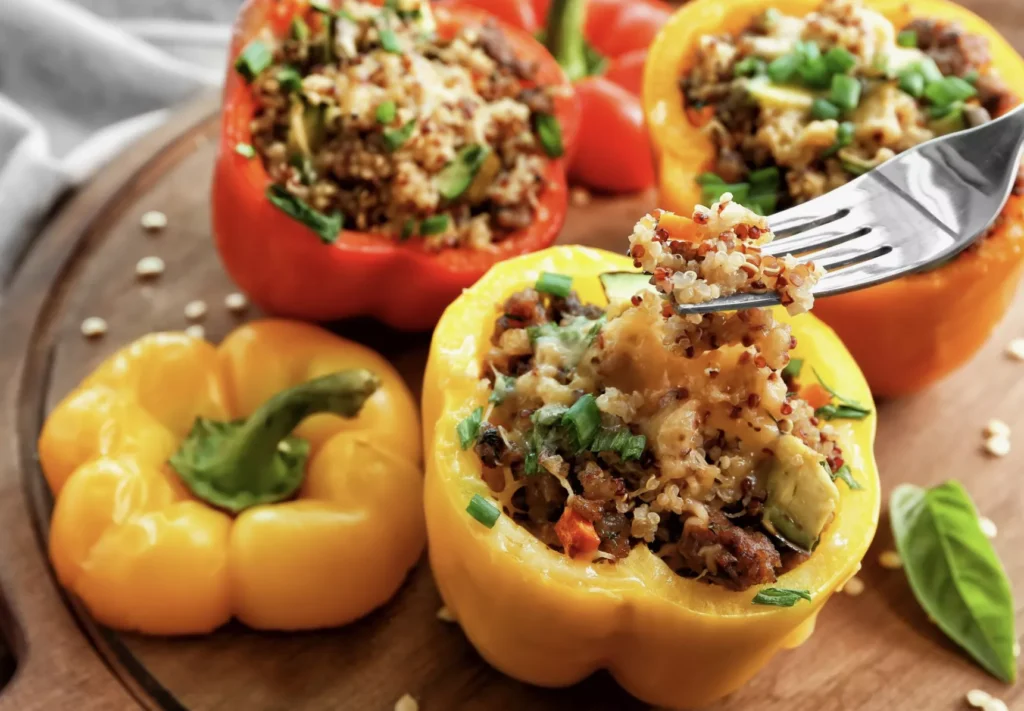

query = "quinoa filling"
(461, 197), (868, 591)
(681, 0), (1019, 216)
(241, 0), (563, 249)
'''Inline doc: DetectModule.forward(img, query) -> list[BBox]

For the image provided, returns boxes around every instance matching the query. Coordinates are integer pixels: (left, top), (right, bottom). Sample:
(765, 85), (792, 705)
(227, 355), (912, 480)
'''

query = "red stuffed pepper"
(212, 0), (580, 331)
(439, 0), (672, 193)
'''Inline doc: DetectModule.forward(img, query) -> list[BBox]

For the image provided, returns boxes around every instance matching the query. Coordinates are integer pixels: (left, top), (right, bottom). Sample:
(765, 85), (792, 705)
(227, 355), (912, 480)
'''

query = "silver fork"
(674, 103), (1024, 314)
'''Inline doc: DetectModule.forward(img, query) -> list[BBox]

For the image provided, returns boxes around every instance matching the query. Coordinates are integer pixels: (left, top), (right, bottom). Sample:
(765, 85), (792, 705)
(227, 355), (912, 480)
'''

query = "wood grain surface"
(2, 3), (1024, 708)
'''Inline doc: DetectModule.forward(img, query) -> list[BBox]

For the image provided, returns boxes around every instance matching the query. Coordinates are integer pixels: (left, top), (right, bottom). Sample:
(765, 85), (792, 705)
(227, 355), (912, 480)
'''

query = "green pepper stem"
(170, 370), (380, 514)
(545, 0), (589, 82)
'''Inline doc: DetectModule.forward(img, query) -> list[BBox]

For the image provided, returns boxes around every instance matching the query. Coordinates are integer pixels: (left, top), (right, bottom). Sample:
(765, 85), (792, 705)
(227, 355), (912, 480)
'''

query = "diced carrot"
(555, 507), (601, 559)
(800, 383), (833, 410)
(658, 212), (703, 243)
(686, 105), (715, 128)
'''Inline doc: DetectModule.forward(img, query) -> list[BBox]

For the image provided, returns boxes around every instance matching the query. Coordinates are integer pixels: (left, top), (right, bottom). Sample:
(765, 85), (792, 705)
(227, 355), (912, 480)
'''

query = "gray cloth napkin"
(0, 0), (241, 293)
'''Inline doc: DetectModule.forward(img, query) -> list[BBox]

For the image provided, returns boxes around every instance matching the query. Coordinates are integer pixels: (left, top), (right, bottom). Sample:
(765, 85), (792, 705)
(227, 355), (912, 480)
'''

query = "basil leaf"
(265, 185), (343, 244)
(752, 587), (812, 607)
(891, 482), (1017, 682)
(456, 407), (484, 450)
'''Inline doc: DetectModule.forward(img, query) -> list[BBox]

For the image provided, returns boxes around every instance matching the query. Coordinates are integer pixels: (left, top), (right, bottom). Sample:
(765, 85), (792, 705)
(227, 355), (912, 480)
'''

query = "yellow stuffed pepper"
(424, 203), (880, 709)
(38, 320), (422, 635)
(644, 0), (1024, 397)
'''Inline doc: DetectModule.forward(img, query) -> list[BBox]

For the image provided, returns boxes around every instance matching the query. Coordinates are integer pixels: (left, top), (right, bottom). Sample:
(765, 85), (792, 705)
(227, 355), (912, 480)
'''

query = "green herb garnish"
(830, 463), (862, 490)
(234, 143), (256, 159)
(767, 53), (801, 84)
(829, 74), (861, 111)
(535, 272), (573, 298)
(891, 482), (1017, 682)
(824, 46), (856, 74)
(782, 357), (803, 379)
(752, 587), (812, 607)
(822, 121), (855, 157)
(466, 494), (501, 528)
(266, 185), (343, 244)
(489, 373), (517, 405)
(924, 76), (976, 107)
(420, 214), (450, 236)
(290, 16), (310, 42)
(436, 144), (490, 201)
(898, 69), (925, 98)
(457, 407), (484, 450)
(383, 120), (416, 151)
(561, 394), (601, 452)
(234, 39), (273, 82)
(276, 65), (304, 93)
(534, 113), (564, 158)
(376, 100), (397, 124)
(590, 427), (646, 461)
(896, 29), (918, 47)
(400, 218), (417, 240)
(734, 57), (768, 77)
(811, 98), (841, 121)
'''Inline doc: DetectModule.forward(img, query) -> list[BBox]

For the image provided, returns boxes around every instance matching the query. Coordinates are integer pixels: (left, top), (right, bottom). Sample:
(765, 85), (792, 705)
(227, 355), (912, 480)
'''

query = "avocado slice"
(599, 272), (656, 305)
(762, 434), (840, 553)
(746, 76), (815, 111)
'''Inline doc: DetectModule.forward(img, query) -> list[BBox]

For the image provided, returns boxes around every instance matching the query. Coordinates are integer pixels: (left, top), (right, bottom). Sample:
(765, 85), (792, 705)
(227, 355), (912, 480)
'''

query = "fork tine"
(761, 225), (871, 257)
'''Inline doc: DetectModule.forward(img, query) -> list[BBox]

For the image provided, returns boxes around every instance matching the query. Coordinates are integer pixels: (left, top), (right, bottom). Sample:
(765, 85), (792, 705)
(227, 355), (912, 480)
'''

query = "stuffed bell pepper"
(423, 196), (880, 709)
(38, 320), (422, 635)
(439, 0), (672, 193)
(644, 0), (1024, 397)
(213, 0), (580, 330)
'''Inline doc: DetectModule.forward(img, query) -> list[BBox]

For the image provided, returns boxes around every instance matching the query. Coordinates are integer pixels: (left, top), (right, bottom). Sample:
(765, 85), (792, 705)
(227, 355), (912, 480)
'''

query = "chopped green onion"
(748, 166), (780, 189)
(964, 69), (980, 85)
(401, 218), (417, 240)
(898, 70), (925, 98)
(420, 214), (451, 236)
(782, 357), (803, 379)
(702, 181), (750, 204)
(810, 98), (841, 120)
(489, 373), (517, 405)
(924, 76), (977, 107)
(917, 58), (944, 84)
(794, 40), (820, 62)
(234, 40), (273, 82)
(822, 121), (855, 157)
(383, 120), (416, 151)
(830, 464), (863, 490)
(767, 53), (801, 84)
(436, 144), (490, 201)
(290, 16), (310, 42)
(376, 100), (397, 124)
(696, 172), (726, 186)
(747, 192), (778, 215)
(534, 113), (564, 158)
(562, 395), (601, 452)
(379, 27), (402, 53)
(824, 46), (857, 74)
(535, 272), (573, 298)
(928, 101), (962, 119)
(456, 407), (483, 449)
(734, 56), (767, 77)
(896, 29), (918, 48)
(266, 185), (343, 244)
(276, 65), (304, 93)
(798, 57), (831, 89)
(234, 143), (256, 159)
(466, 494), (500, 528)
(532, 404), (569, 426)
(830, 74), (862, 111)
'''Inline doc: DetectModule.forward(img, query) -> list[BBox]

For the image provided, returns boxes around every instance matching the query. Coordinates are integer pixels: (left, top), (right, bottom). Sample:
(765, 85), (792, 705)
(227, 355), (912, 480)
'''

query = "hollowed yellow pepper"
(643, 0), (1024, 397)
(39, 320), (423, 635)
(423, 246), (880, 709)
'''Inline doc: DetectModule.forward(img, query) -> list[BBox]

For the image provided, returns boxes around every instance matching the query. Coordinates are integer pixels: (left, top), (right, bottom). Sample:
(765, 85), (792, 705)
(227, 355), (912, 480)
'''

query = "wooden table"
(1, 3), (1023, 709)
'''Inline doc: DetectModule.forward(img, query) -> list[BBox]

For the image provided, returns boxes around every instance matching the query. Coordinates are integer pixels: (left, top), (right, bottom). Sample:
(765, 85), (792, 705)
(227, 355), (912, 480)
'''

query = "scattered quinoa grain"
(979, 516), (997, 538)
(140, 210), (167, 231)
(984, 435), (1011, 457)
(841, 576), (865, 596)
(984, 419), (1010, 439)
(135, 256), (165, 279)
(184, 300), (208, 321)
(1006, 338), (1024, 361)
(185, 324), (206, 340)
(436, 606), (456, 623)
(394, 693), (419, 711)
(570, 186), (591, 207)
(80, 317), (107, 339)
(966, 689), (1008, 711)
(224, 292), (248, 313)
(878, 550), (902, 570)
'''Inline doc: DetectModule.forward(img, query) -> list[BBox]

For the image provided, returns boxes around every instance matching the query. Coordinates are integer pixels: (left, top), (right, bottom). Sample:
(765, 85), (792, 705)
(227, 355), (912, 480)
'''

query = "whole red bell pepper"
(438, 0), (672, 194)
(212, 0), (580, 331)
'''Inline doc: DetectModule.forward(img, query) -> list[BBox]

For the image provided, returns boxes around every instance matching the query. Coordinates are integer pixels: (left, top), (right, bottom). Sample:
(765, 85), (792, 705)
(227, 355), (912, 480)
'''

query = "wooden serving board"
(4, 21), (1024, 708)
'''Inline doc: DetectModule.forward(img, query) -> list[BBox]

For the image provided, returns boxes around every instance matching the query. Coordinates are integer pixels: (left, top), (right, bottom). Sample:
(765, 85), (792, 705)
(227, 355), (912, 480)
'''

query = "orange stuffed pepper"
(644, 0), (1024, 397)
